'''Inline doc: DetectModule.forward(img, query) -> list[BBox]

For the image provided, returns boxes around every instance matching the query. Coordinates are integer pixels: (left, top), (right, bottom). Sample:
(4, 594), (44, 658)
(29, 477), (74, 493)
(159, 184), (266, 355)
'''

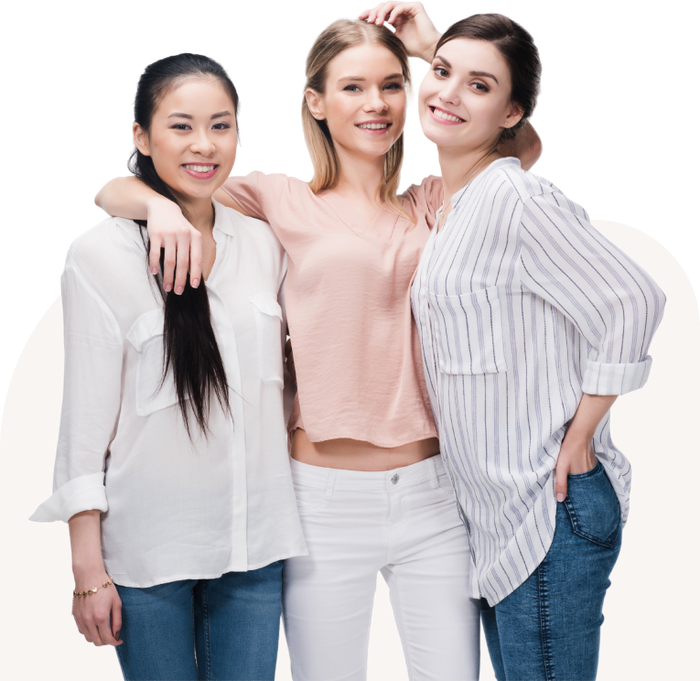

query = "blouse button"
(391, 474), (399, 484)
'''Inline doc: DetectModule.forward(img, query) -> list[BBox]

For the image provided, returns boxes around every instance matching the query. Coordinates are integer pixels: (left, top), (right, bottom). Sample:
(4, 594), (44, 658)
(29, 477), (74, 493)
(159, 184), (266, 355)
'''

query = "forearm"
(68, 509), (108, 583)
(95, 176), (166, 220)
(566, 394), (618, 446)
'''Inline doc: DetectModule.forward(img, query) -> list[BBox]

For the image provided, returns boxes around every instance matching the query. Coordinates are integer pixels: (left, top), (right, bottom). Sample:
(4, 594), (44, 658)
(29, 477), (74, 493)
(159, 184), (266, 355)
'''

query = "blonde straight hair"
(302, 20), (411, 218)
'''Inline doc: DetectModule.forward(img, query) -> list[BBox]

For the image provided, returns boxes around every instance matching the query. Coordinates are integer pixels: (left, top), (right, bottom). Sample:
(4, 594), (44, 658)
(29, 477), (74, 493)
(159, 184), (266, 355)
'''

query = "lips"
(182, 164), (219, 179)
(428, 106), (465, 124)
(355, 120), (392, 135)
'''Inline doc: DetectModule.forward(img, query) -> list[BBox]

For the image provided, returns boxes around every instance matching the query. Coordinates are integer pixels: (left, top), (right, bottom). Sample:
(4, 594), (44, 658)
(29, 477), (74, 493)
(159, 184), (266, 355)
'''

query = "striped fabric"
(411, 158), (665, 606)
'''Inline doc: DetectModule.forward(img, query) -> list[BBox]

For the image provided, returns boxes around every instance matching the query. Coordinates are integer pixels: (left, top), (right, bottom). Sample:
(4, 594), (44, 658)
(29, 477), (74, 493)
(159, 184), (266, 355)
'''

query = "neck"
(178, 196), (216, 235)
(438, 144), (500, 206)
(332, 146), (386, 204)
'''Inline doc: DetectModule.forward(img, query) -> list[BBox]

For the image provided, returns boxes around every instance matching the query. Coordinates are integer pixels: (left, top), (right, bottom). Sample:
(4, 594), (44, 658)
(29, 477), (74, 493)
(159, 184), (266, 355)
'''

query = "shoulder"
(224, 171), (310, 199)
(401, 175), (442, 208)
(214, 203), (284, 258)
(66, 217), (144, 275)
(476, 159), (589, 223)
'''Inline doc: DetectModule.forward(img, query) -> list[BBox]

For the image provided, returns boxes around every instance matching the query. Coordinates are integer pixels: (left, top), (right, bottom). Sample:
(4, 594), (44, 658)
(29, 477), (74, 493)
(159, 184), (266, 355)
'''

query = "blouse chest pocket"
(249, 293), (284, 387)
(126, 309), (183, 416)
(430, 287), (508, 375)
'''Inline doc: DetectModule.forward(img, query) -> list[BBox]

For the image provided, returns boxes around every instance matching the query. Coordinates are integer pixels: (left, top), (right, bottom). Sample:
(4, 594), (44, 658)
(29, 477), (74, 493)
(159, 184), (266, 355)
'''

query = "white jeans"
(283, 455), (480, 681)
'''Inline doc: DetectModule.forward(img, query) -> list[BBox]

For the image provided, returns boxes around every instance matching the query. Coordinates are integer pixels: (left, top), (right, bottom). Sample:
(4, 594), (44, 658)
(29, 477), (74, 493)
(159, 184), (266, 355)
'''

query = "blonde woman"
(96, 19), (538, 681)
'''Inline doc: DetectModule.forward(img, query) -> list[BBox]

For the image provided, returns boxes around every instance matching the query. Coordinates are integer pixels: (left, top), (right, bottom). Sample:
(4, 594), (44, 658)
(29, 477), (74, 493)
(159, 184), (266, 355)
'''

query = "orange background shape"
(0, 220), (700, 681)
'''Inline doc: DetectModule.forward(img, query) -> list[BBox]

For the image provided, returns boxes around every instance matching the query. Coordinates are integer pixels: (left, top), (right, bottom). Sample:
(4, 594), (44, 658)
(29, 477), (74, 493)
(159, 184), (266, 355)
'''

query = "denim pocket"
(563, 461), (621, 548)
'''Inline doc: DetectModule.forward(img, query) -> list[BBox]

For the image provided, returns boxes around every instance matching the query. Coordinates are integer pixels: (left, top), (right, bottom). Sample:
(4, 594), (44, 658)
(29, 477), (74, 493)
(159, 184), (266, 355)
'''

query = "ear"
(503, 103), (524, 131)
(305, 89), (326, 121)
(133, 122), (151, 156)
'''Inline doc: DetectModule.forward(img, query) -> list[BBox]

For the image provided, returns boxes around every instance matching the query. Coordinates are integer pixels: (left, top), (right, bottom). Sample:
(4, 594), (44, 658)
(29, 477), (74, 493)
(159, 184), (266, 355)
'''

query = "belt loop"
(427, 456), (439, 489)
(324, 469), (337, 500)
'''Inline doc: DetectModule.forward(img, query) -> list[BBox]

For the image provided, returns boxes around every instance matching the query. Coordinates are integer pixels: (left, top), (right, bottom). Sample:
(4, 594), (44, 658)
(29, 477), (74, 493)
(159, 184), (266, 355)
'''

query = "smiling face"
(419, 38), (523, 154)
(133, 76), (237, 211)
(305, 42), (407, 163)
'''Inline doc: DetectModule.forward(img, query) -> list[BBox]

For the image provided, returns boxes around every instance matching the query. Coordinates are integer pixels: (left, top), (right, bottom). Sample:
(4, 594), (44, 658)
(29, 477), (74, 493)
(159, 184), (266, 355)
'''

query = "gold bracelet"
(73, 577), (114, 599)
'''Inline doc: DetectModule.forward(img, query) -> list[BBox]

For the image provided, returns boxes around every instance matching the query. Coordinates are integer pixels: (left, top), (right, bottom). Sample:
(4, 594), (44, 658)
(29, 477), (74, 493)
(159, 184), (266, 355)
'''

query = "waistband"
(290, 454), (446, 491)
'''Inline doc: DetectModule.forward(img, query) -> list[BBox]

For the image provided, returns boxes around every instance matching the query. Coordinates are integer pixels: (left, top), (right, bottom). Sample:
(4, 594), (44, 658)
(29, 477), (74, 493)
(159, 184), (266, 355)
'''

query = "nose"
(363, 86), (389, 114)
(439, 80), (461, 107)
(190, 128), (216, 156)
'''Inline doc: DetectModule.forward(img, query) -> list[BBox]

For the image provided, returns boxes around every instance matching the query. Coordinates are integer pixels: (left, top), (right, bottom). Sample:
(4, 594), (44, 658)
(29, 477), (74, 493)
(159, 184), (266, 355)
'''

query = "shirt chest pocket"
(430, 287), (508, 375)
(248, 293), (284, 387)
(126, 309), (183, 416)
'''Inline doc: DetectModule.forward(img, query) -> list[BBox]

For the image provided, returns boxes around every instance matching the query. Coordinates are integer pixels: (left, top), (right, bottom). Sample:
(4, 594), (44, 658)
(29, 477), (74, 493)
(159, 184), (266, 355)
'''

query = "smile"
(355, 121), (392, 135)
(183, 164), (217, 173)
(182, 164), (219, 179)
(429, 106), (465, 124)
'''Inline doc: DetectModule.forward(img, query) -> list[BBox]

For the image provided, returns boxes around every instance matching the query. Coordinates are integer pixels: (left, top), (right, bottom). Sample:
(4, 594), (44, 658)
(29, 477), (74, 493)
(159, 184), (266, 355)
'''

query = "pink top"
(222, 172), (442, 447)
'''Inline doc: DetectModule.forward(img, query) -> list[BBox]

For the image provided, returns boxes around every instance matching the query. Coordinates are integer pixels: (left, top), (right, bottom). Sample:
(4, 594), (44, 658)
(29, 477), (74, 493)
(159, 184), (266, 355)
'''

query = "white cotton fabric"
(411, 158), (665, 606)
(30, 201), (307, 587)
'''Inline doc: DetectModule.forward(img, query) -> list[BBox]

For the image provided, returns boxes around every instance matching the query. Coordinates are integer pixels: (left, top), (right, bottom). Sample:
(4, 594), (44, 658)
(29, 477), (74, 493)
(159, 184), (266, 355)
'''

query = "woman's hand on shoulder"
(498, 121), (542, 171)
(359, 2), (441, 62)
(146, 198), (203, 293)
(71, 570), (123, 647)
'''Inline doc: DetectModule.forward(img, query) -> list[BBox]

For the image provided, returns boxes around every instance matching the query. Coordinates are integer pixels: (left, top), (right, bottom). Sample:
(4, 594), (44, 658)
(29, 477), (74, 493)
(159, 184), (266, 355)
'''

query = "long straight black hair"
(129, 53), (239, 437)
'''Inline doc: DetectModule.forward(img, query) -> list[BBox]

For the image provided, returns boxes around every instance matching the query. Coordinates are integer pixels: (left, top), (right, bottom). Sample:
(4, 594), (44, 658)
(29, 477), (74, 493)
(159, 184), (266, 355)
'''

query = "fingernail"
(191, 278), (199, 288)
(164, 284), (172, 292)
(116, 631), (121, 640)
(556, 493), (565, 502)
(150, 267), (158, 275)
(175, 285), (184, 295)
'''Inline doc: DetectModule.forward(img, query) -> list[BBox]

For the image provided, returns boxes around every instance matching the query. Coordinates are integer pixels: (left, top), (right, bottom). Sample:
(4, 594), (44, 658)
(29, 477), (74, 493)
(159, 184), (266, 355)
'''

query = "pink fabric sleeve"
(221, 172), (266, 221)
(401, 176), (443, 229)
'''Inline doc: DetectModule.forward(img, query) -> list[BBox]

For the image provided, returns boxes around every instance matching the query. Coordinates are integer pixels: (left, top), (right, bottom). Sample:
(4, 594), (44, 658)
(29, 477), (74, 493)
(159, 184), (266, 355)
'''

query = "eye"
(212, 122), (231, 130)
(433, 66), (449, 78)
(471, 82), (490, 93)
(171, 123), (191, 130)
(343, 84), (361, 92)
(384, 81), (404, 91)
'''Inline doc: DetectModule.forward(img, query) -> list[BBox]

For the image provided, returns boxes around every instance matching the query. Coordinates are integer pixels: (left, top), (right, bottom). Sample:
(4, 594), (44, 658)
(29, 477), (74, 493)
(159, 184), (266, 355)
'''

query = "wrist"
(146, 195), (178, 218)
(420, 32), (441, 62)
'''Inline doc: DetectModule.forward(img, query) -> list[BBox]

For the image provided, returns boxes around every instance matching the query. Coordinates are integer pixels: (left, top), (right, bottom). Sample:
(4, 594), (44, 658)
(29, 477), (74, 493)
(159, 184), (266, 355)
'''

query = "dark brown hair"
(436, 14), (541, 140)
(129, 53), (238, 437)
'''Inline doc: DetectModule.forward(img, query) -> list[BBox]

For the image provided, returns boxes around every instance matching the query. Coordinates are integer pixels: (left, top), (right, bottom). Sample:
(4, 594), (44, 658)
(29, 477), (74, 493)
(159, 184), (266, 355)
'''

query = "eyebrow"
(337, 73), (404, 83)
(167, 111), (232, 120)
(435, 56), (499, 84)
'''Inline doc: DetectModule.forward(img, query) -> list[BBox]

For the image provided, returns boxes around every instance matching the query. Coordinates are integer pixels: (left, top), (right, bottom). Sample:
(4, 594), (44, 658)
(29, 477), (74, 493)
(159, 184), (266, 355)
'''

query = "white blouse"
(31, 201), (307, 587)
(411, 158), (665, 606)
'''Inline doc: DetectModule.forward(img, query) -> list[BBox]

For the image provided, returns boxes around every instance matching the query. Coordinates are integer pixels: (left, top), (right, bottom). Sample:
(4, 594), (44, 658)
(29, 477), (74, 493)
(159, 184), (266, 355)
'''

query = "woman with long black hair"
(30, 53), (305, 681)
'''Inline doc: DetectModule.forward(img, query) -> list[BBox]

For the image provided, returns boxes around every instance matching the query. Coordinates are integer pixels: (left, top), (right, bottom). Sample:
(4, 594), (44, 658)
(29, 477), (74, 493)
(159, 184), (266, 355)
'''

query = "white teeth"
(184, 164), (216, 173)
(432, 108), (463, 123)
(357, 123), (389, 130)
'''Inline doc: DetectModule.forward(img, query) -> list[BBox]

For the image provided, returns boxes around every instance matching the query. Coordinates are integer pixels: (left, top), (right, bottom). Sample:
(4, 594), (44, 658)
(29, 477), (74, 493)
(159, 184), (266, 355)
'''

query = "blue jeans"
(115, 561), (283, 681)
(481, 462), (622, 681)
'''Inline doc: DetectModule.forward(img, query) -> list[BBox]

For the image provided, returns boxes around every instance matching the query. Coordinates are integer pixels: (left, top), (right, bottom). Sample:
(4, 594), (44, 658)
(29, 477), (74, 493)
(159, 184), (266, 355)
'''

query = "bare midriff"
(291, 429), (440, 471)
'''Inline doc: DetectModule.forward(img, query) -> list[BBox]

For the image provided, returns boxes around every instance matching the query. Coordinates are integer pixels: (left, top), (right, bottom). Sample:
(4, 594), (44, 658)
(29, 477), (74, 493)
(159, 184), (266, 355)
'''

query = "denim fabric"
(115, 561), (283, 681)
(481, 462), (622, 681)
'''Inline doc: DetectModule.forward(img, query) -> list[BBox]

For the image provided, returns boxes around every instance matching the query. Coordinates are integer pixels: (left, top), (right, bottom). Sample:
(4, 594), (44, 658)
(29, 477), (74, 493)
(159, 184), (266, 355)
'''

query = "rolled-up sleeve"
(518, 190), (666, 395)
(30, 262), (123, 522)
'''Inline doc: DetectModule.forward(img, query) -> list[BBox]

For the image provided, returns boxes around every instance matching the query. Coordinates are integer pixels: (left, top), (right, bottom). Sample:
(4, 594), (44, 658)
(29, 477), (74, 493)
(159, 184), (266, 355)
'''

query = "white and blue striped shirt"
(411, 158), (665, 605)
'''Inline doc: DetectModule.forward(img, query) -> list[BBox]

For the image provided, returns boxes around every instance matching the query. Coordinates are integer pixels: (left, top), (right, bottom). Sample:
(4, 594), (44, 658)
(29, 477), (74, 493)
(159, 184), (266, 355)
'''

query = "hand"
(359, 2), (441, 62)
(554, 434), (597, 502)
(498, 121), (543, 171)
(146, 198), (203, 294)
(72, 572), (123, 647)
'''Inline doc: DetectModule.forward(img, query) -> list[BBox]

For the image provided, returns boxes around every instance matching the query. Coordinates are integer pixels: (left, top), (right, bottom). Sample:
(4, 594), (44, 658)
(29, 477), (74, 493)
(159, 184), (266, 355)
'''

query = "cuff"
(581, 355), (653, 395)
(29, 472), (108, 523)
